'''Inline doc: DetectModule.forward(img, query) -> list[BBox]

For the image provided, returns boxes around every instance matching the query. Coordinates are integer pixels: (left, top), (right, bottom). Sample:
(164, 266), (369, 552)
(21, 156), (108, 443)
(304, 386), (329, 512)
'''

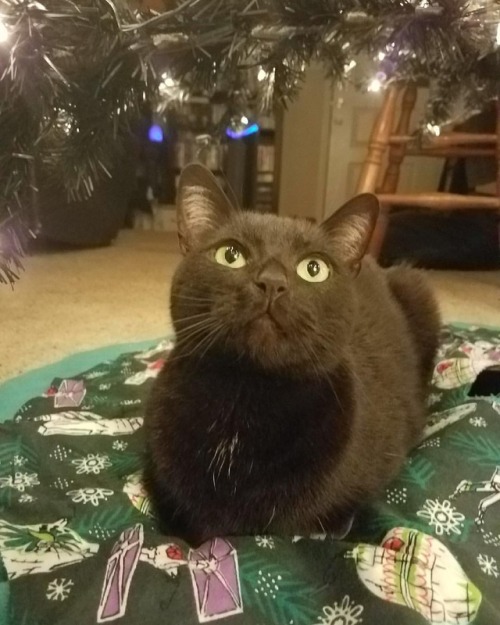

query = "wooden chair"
(357, 83), (500, 258)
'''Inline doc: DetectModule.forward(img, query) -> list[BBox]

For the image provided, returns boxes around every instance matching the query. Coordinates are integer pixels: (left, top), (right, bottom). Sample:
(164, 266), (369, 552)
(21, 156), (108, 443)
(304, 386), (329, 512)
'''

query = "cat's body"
(144, 165), (440, 543)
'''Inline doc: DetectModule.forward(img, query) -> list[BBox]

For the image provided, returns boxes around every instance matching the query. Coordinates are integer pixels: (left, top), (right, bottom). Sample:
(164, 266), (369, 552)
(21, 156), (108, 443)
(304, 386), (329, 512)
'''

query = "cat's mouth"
(249, 310), (286, 336)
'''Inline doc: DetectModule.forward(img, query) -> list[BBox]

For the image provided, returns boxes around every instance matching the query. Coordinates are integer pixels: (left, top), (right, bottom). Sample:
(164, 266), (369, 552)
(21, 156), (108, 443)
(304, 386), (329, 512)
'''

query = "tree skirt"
(0, 326), (500, 625)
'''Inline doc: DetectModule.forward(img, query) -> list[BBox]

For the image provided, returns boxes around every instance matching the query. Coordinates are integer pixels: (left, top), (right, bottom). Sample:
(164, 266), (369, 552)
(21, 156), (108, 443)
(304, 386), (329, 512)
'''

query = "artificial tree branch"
(0, 0), (499, 285)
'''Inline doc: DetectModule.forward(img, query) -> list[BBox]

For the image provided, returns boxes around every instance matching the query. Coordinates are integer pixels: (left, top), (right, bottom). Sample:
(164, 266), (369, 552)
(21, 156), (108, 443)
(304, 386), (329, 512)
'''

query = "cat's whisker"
(303, 341), (344, 408)
(299, 338), (328, 382)
(171, 293), (214, 303)
(171, 319), (213, 334)
(174, 312), (212, 323)
(174, 321), (226, 364)
(166, 322), (222, 361)
(264, 505), (277, 530)
(330, 338), (377, 413)
(173, 316), (217, 338)
(194, 322), (226, 361)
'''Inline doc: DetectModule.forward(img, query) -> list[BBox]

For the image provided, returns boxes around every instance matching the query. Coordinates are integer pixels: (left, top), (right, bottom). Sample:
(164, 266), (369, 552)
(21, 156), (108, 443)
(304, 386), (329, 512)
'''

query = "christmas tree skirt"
(0, 326), (500, 625)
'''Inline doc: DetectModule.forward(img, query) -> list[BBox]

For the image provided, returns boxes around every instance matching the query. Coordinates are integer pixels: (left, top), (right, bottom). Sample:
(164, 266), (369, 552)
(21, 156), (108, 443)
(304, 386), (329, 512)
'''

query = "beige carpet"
(1, 229), (499, 382)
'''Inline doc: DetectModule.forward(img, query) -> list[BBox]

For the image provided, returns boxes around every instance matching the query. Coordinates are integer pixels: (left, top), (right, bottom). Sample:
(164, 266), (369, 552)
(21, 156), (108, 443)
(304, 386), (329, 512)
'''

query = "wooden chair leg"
(368, 203), (390, 258)
(380, 84), (418, 194)
(496, 94), (500, 251)
(496, 94), (500, 198)
(356, 84), (401, 194)
(358, 84), (401, 259)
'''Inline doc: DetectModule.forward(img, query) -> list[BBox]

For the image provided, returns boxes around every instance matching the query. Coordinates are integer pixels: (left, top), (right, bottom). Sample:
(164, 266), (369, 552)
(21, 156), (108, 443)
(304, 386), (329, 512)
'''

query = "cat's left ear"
(321, 194), (379, 273)
(177, 163), (237, 253)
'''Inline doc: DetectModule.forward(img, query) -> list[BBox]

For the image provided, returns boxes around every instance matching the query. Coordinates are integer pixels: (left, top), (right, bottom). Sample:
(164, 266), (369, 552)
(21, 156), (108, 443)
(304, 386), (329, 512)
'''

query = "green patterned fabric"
(0, 326), (499, 625)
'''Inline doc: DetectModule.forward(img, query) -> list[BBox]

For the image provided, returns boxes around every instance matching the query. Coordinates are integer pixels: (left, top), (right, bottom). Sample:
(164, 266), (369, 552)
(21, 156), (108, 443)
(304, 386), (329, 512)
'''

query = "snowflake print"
(46, 578), (74, 601)
(50, 445), (73, 462)
(419, 437), (441, 449)
(427, 393), (442, 407)
(12, 455), (28, 467)
(18, 493), (36, 503)
(71, 453), (111, 475)
(482, 531), (500, 547)
(112, 440), (128, 451)
(255, 536), (275, 549)
(417, 498), (465, 536)
(52, 477), (73, 490)
(386, 487), (407, 505)
(469, 416), (487, 428)
(0, 472), (40, 492)
(66, 487), (114, 506)
(314, 595), (364, 625)
(254, 570), (282, 599)
(477, 554), (499, 577)
(89, 523), (115, 541)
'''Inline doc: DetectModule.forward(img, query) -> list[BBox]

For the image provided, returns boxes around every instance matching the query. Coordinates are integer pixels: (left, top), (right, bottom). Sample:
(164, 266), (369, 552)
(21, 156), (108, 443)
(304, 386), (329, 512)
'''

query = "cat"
(144, 163), (441, 544)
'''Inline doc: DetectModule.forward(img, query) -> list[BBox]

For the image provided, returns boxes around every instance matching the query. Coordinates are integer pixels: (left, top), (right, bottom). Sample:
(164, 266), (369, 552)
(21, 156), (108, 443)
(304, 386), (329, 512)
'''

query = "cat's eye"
(214, 243), (247, 269)
(296, 257), (330, 283)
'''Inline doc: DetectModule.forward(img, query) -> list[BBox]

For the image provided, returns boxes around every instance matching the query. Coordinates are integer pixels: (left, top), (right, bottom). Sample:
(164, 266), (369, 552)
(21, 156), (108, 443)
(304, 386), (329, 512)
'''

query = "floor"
(1, 229), (499, 382)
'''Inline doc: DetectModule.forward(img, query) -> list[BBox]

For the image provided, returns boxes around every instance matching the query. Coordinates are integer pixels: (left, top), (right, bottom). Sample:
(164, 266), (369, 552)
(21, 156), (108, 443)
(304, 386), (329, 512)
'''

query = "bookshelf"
(162, 98), (283, 214)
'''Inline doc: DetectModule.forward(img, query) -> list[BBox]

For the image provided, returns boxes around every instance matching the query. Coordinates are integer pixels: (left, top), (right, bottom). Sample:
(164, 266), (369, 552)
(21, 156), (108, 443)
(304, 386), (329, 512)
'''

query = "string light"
(377, 51), (386, 61)
(367, 78), (383, 92)
(161, 72), (175, 87)
(343, 59), (357, 73)
(0, 17), (8, 43)
(426, 123), (441, 136)
(496, 23), (500, 46)
(257, 67), (268, 81)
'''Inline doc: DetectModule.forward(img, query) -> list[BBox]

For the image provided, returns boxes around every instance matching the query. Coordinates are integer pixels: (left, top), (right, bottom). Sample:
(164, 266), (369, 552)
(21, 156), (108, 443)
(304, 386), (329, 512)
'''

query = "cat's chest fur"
(148, 354), (352, 500)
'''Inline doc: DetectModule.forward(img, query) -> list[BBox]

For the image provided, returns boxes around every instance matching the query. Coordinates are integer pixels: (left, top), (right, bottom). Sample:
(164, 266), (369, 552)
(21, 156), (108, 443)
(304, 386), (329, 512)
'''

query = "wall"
(279, 64), (444, 222)
(278, 64), (332, 222)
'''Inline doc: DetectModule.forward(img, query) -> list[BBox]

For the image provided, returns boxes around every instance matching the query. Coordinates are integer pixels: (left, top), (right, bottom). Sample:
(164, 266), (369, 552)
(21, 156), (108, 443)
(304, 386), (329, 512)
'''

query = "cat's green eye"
(214, 243), (247, 269)
(296, 257), (330, 283)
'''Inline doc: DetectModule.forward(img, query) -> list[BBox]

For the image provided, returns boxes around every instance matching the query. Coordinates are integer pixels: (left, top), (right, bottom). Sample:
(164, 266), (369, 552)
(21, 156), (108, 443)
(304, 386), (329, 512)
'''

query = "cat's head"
(171, 164), (378, 373)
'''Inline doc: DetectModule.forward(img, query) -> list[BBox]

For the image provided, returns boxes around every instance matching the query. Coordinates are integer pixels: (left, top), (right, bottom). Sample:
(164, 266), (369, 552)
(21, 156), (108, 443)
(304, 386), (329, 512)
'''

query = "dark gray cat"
(144, 163), (440, 544)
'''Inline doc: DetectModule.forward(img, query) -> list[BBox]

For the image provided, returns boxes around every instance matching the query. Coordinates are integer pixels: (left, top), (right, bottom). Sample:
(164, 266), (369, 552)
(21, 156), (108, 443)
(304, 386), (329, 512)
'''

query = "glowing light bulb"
(0, 18), (8, 43)
(240, 115), (249, 125)
(377, 51), (386, 61)
(344, 59), (357, 73)
(257, 68), (268, 81)
(426, 123), (441, 137)
(161, 72), (175, 87)
(367, 78), (383, 93)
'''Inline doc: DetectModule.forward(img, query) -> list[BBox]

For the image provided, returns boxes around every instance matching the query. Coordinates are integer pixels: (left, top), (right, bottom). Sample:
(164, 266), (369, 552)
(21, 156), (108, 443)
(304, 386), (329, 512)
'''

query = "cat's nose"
(254, 262), (288, 301)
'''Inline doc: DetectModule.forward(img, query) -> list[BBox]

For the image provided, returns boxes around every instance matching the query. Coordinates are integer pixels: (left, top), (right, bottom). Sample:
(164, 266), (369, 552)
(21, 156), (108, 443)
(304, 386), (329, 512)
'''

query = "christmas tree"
(1, 0), (499, 286)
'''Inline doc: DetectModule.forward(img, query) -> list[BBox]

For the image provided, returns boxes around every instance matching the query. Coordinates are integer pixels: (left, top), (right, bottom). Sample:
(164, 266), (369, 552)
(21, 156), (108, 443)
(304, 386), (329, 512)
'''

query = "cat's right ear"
(177, 164), (237, 254)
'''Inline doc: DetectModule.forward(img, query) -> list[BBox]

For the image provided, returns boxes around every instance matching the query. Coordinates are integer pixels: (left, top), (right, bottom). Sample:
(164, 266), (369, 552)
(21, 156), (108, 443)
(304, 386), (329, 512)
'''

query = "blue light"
(148, 124), (164, 143)
(225, 122), (260, 139)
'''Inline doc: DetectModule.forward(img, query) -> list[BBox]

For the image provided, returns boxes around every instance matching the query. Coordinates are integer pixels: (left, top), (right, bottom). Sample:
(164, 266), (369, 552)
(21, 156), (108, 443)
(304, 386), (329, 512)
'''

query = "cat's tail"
(385, 265), (441, 387)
